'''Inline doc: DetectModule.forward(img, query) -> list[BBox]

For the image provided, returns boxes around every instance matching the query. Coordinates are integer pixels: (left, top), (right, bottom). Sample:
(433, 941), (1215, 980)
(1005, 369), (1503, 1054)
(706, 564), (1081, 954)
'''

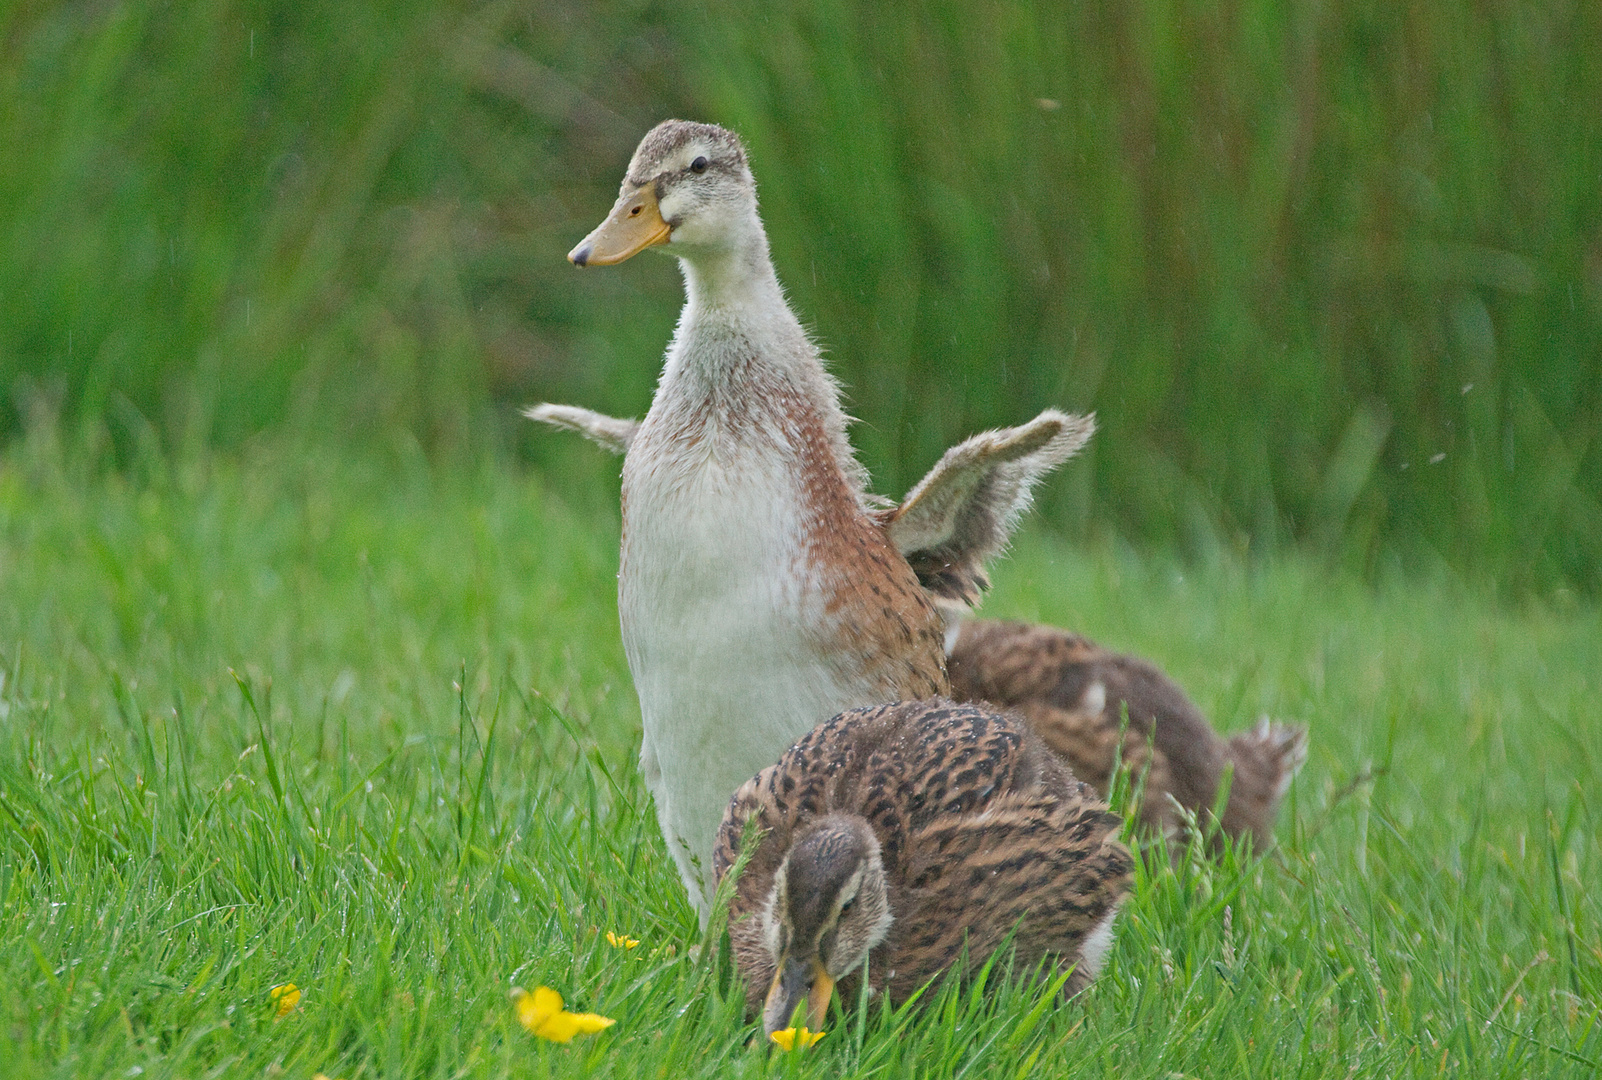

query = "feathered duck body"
(947, 619), (1308, 850)
(580, 120), (945, 910)
(525, 388), (1307, 854)
(714, 699), (1133, 1035)
(621, 327), (946, 906)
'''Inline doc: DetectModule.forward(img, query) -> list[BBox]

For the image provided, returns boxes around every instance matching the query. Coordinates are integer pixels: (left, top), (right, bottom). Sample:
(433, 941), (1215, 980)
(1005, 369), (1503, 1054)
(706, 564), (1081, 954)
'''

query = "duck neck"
(658, 225), (868, 501)
(664, 210), (810, 389)
(676, 234), (788, 333)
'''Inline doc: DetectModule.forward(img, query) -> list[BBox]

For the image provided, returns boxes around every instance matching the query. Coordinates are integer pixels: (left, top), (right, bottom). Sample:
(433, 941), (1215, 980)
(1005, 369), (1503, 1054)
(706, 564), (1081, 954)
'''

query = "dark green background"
(3, 0), (1598, 589)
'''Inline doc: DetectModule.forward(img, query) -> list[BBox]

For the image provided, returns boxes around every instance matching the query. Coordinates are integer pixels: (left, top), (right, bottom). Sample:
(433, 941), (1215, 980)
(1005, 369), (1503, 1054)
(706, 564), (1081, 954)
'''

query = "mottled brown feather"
(714, 699), (1132, 1015)
(947, 619), (1307, 850)
(778, 383), (949, 701)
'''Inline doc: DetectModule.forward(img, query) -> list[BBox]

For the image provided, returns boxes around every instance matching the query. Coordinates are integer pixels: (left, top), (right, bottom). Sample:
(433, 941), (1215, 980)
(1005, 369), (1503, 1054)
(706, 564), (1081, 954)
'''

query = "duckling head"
(569, 120), (760, 267)
(760, 813), (893, 1037)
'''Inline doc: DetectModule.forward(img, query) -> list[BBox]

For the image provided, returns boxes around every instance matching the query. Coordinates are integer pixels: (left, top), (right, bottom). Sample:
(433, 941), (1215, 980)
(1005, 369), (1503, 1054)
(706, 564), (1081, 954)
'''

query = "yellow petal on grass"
(511, 985), (616, 1043)
(605, 932), (640, 950)
(269, 982), (301, 1019)
(770, 1026), (826, 1051)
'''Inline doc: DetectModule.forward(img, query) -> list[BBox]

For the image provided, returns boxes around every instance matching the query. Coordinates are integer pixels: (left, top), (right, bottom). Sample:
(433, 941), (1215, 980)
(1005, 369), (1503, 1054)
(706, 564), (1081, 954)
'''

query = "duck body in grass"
(714, 698), (1132, 1037)
(946, 620), (1307, 850)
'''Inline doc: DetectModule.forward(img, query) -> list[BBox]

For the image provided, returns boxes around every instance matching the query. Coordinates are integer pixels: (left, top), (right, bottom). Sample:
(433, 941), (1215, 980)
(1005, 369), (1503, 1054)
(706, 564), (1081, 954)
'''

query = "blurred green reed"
(1, 0), (1598, 589)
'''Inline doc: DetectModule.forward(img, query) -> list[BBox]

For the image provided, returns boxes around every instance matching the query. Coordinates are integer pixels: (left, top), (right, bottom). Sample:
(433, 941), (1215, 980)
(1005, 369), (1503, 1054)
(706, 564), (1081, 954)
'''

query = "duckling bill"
(568, 179), (670, 266)
(715, 699), (1133, 1036)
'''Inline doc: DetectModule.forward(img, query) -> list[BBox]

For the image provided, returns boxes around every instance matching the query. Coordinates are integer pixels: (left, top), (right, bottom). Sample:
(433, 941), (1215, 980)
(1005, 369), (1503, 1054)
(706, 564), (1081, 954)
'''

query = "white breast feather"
(619, 311), (875, 918)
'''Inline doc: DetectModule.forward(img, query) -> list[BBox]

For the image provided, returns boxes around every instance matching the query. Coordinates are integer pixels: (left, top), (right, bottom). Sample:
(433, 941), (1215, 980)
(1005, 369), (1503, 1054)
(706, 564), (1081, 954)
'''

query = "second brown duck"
(714, 698), (1132, 1037)
(947, 619), (1306, 850)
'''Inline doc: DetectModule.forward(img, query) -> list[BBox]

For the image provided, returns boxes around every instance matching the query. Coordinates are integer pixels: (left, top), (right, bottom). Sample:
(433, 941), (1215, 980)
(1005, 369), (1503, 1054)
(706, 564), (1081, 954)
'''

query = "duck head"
(759, 813), (893, 1038)
(569, 120), (759, 267)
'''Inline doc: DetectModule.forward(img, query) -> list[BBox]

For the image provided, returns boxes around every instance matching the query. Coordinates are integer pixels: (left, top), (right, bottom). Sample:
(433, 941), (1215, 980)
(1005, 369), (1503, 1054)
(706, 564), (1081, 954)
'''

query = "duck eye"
(839, 897), (855, 917)
(689, 156), (709, 174)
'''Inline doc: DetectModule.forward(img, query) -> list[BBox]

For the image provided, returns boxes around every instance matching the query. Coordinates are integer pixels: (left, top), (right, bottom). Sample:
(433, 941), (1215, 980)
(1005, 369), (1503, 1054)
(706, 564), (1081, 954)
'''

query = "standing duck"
(713, 698), (1132, 1037)
(555, 119), (1094, 917)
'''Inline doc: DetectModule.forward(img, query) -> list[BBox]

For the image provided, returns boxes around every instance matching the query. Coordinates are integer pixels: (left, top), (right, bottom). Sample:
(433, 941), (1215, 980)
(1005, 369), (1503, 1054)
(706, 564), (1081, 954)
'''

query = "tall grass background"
(3, 0), (1598, 589)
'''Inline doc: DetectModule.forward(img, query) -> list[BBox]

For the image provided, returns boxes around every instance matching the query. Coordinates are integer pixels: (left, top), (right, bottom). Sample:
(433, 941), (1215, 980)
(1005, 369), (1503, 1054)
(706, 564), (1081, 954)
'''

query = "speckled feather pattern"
(947, 619), (1307, 850)
(626, 120), (746, 188)
(715, 700), (1132, 1013)
(782, 387), (947, 702)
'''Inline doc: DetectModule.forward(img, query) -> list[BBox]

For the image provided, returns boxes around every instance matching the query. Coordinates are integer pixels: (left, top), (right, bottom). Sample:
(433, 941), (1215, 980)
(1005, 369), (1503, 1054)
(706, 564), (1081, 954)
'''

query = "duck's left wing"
(901, 787), (1131, 994)
(885, 409), (1094, 612)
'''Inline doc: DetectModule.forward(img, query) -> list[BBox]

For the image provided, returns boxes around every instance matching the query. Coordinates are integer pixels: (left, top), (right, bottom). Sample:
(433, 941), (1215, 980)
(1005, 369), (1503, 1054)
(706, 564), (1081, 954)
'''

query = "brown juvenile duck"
(947, 620), (1307, 849)
(713, 698), (1132, 1037)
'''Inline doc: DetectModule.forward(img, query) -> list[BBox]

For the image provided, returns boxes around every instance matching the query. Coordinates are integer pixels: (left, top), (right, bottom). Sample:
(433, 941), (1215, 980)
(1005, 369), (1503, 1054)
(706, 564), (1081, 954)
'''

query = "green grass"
(3, 0), (1599, 588)
(2, 424), (1599, 1078)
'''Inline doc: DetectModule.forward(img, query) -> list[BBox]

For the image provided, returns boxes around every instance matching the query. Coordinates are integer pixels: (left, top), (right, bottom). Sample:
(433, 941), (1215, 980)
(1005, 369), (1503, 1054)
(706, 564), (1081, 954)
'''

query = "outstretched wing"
(523, 403), (638, 454)
(525, 403), (1090, 615)
(885, 410), (1094, 611)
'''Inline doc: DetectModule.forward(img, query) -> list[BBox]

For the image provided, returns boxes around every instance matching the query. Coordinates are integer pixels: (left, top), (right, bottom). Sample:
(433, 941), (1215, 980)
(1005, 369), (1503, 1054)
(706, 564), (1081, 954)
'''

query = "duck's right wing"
(523, 403), (638, 454)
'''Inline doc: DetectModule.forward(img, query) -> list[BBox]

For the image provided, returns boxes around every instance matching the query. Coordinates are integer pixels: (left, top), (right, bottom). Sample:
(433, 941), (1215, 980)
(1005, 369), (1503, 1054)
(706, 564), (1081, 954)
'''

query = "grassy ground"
(1, 425), (1599, 1078)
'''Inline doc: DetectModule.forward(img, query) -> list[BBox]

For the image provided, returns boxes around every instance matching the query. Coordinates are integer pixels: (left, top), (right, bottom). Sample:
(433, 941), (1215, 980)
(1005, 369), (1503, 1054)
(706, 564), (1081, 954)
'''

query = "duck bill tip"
(568, 187), (671, 267)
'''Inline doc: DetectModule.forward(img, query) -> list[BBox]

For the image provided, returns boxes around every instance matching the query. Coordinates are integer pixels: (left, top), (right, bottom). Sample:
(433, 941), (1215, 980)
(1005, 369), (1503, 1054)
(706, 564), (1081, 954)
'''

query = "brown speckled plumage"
(780, 383), (949, 701)
(947, 619), (1308, 850)
(714, 699), (1132, 1027)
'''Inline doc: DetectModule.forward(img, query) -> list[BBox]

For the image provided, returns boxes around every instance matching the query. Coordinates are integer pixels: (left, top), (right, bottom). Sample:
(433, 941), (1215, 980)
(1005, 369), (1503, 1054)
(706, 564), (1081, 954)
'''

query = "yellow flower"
(511, 985), (616, 1043)
(769, 1026), (825, 1051)
(605, 932), (640, 950)
(268, 982), (300, 1019)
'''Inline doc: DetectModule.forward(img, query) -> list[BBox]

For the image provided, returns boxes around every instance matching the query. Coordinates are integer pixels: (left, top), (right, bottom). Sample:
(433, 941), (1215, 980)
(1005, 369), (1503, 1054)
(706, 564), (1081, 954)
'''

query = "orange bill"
(569, 185), (670, 266)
